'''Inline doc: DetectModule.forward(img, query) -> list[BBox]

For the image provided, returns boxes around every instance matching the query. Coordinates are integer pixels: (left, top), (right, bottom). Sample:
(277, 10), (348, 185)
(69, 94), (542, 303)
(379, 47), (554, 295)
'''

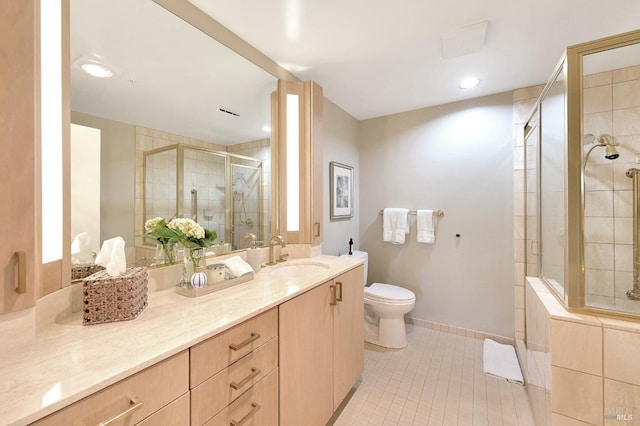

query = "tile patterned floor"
(332, 325), (536, 426)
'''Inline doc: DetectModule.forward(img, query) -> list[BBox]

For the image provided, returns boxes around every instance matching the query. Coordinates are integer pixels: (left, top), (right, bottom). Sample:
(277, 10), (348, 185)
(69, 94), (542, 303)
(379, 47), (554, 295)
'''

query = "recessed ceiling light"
(262, 125), (271, 133)
(459, 77), (481, 89)
(80, 62), (114, 78)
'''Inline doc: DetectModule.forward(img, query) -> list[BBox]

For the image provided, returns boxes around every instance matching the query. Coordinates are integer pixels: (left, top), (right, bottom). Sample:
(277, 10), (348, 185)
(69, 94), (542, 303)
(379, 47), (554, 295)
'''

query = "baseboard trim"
(405, 316), (515, 346)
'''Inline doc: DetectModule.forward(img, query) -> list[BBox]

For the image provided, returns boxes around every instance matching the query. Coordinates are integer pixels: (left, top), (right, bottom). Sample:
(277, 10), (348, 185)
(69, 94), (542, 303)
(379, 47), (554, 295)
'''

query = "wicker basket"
(71, 263), (105, 281)
(82, 267), (148, 326)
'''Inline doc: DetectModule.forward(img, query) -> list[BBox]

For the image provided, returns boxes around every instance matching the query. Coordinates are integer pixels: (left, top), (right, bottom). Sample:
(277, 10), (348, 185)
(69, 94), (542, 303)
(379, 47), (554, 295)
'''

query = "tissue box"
(82, 267), (148, 326)
(71, 263), (104, 281)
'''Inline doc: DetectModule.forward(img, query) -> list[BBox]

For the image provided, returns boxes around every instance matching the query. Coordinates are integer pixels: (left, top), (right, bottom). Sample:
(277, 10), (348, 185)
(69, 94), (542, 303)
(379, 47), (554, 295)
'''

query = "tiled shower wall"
(135, 125), (270, 249)
(513, 65), (640, 425)
(583, 65), (640, 313)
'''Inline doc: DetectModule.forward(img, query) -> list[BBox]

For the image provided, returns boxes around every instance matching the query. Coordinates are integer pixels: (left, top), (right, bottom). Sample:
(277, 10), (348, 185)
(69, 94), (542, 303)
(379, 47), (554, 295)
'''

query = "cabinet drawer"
(191, 337), (278, 425)
(190, 308), (278, 387)
(136, 392), (189, 426)
(32, 351), (189, 425)
(203, 368), (278, 426)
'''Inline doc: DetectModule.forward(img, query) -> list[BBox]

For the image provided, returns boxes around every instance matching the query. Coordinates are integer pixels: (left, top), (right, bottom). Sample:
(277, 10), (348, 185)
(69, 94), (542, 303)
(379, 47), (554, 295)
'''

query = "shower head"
(596, 134), (619, 160)
(583, 133), (620, 168)
(604, 144), (620, 160)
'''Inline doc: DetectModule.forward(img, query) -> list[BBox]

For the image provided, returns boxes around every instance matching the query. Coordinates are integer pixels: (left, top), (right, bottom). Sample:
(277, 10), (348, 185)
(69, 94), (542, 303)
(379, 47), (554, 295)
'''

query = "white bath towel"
(482, 339), (524, 385)
(383, 208), (410, 244)
(417, 209), (435, 244)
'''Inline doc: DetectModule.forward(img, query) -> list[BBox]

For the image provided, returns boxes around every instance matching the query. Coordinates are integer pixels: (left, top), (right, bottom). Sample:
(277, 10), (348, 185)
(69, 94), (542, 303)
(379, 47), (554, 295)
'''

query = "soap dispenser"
(244, 233), (261, 272)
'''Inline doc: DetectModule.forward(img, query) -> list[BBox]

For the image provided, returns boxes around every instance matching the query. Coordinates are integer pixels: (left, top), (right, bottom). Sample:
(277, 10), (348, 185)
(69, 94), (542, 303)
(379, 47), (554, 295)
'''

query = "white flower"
(167, 218), (205, 239)
(144, 217), (166, 233)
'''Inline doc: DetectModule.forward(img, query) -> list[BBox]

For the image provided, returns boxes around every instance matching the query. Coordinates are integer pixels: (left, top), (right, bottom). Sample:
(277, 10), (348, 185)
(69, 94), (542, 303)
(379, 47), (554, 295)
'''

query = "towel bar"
(378, 209), (444, 217)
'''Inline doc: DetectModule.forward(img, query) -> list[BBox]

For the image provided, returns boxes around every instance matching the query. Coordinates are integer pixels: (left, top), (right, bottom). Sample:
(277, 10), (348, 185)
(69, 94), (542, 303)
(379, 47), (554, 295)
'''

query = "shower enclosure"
(524, 29), (640, 317)
(143, 144), (266, 253)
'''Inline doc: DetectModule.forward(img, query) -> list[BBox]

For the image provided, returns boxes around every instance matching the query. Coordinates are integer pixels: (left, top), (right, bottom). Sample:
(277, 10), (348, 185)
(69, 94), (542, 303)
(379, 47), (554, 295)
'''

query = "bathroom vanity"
(0, 255), (364, 426)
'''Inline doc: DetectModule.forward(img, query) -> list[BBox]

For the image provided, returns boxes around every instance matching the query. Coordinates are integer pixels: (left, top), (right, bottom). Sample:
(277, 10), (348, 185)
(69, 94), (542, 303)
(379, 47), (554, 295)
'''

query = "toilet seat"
(365, 283), (415, 304)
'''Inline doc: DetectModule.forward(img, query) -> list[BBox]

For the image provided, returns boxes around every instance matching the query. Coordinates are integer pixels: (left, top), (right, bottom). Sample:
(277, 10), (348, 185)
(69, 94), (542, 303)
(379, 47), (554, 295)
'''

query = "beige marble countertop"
(0, 254), (363, 426)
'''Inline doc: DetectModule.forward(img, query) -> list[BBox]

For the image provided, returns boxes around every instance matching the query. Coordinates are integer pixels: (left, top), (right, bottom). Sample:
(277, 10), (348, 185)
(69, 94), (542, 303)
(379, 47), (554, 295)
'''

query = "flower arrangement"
(144, 217), (180, 244)
(167, 218), (216, 249)
(143, 217), (216, 266)
(143, 217), (181, 264)
(166, 218), (217, 272)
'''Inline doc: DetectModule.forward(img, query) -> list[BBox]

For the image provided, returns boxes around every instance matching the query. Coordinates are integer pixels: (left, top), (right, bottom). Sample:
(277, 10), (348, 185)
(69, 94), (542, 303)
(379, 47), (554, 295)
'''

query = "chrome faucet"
(268, 235), (286, 265)
(243, 233), (257, 248)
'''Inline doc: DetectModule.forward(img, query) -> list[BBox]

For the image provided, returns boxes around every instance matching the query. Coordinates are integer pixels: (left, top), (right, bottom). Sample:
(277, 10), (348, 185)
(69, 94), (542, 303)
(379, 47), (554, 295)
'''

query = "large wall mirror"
(69, 0), (277, 268)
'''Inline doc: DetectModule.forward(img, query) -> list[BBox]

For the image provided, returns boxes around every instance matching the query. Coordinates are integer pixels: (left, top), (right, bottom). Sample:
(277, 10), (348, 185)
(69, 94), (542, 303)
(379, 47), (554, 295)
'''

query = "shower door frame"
(524, 29), (640, 320)
(142, 144), (264, 251)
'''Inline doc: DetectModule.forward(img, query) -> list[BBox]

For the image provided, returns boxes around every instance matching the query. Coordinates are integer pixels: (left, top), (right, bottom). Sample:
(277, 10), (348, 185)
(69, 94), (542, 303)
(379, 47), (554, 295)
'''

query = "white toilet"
(341, 251), (416, 349)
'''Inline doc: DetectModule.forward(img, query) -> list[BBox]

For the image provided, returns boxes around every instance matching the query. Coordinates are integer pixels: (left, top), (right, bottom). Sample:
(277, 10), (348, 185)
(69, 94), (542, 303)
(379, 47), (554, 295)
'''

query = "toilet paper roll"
(246, 248), (261, 273)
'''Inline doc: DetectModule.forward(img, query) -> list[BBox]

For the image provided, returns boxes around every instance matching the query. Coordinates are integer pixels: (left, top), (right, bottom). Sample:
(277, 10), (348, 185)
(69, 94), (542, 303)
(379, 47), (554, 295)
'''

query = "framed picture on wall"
(330, 161), (354, 221)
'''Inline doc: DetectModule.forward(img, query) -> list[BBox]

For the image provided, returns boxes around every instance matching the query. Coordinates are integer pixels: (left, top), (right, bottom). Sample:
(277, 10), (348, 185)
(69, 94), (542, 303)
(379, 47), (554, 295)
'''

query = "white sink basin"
(269, 262), (330, 278)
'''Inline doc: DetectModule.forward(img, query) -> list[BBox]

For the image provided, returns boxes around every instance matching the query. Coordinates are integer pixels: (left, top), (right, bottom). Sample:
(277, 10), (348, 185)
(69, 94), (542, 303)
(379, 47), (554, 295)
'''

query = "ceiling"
(189, 0), (640, 120)
(71, 1), (640, 145)
(71, 0), (276, 145)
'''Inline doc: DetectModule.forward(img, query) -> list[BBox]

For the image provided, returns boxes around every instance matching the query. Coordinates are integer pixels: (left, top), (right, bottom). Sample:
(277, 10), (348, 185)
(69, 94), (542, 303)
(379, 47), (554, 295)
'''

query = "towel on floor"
(482, 339), (524, 385)
(416, 209), (435, 244)
(383, 208), (410, 244)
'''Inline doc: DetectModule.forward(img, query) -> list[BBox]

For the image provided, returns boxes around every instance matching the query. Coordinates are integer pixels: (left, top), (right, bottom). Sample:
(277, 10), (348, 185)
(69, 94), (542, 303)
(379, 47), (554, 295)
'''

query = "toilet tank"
(340, 250), (368, 285)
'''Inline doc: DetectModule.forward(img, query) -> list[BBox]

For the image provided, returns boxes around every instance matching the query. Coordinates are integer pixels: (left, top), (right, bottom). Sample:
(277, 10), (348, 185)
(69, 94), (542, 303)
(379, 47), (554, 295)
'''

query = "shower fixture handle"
(626, 168), (640, 300)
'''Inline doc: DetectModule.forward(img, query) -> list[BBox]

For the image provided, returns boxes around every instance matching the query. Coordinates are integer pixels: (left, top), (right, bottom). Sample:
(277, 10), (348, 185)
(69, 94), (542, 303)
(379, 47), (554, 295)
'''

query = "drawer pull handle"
(230, 367), (262, 390)
(229, 332), (260, 351)
(230, 402), (261, 426)
(16, 251), (26, 294)
(330, 284), (337, 306)
(96, 397), (143, 426)
(314, 222), (321, 237)
(336, 281), (343, 302)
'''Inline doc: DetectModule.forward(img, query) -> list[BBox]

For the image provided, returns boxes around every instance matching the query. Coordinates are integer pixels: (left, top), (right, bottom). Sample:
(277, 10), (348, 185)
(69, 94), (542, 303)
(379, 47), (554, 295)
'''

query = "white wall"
(70, 123), (101, 254)
(71, 112), (136, 250)
(322, 99), (360, 256)
(358, 92), (515, 337)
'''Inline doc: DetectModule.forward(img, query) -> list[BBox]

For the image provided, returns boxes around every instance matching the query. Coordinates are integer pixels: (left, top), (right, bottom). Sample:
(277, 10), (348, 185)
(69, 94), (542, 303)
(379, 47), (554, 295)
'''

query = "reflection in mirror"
(70, 0), (276, 268)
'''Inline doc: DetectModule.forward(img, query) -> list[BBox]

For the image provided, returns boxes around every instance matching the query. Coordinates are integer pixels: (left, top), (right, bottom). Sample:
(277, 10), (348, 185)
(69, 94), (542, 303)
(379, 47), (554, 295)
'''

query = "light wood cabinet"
(333, 265), (365, 407)
(0, 0), (38, 314)
(279, 265), (365, 426)
(190, 307), (278, 425)
(137, 393), (190, 426)
(191, 338), (278, 424)
(32, 351), (189, 425)
(273, 80), (323, 246)
(203, 369), (279, 426)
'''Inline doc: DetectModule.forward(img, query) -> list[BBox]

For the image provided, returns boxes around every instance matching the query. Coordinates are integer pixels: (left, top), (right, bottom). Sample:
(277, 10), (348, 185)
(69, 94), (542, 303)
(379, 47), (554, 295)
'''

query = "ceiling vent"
(441, 21), (488, 59)
(218, 107), (240, 117)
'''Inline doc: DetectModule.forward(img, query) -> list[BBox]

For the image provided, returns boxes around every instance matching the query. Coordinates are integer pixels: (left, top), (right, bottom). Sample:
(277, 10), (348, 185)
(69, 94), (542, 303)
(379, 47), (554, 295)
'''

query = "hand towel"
(383, 208), (410, 244)
(417, 209), (435, 244)
(221, 255), (254, 278)
(95, 236), (127, 277)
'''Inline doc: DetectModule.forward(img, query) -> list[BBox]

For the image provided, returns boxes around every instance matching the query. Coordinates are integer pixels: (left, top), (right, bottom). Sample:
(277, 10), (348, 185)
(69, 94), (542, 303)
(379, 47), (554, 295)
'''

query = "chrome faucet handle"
(277, 253), (289, 263)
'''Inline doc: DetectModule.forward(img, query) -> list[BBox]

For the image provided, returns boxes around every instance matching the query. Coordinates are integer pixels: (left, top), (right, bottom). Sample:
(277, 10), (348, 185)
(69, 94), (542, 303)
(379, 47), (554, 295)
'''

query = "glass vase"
(188, 248), (207, 287)
(162, 241), (176, 264)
